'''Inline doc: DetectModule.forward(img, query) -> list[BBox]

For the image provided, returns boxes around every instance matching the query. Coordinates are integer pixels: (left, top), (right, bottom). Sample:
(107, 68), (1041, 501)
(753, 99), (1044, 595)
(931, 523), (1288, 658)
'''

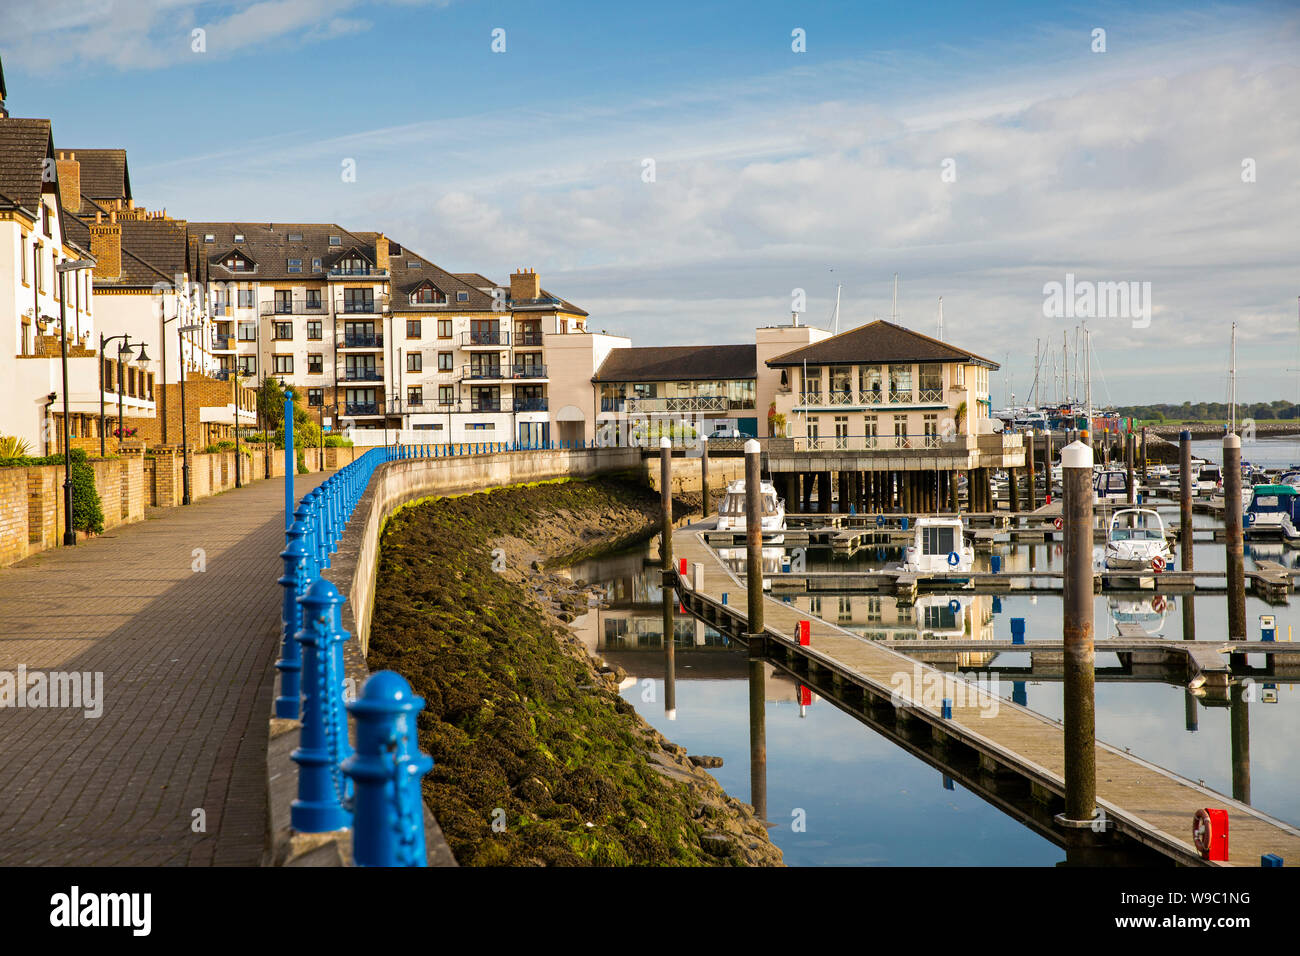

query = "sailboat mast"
(891, 273), (899, 323)
(936, 296), (944, 342)
(832, 283), (841, 335)
(1085, 325), (1093, 436)
(1230, 322), (1237, 434)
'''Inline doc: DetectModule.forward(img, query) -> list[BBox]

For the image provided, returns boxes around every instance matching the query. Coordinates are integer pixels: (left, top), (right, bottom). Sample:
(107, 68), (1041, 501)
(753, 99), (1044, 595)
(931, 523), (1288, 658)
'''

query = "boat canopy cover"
(1251, 485), (1298, 497)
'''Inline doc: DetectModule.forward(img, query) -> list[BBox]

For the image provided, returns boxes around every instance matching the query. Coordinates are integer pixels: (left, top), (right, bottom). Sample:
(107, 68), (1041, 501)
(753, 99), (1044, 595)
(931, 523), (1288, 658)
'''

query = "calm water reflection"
(562, 528), (1299, 866)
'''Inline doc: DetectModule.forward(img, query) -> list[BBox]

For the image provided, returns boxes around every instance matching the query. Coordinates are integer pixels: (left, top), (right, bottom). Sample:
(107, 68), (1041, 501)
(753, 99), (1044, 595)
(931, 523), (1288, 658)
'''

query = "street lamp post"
(57, 258), (94, 545)
(98, 331), (134, 458)
(178, 322), (204, 505)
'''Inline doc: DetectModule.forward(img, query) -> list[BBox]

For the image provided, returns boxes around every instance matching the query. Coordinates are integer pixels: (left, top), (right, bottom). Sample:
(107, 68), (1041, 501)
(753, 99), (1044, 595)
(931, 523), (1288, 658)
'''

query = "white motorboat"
(715, 545), (785, 589)
(1093, 469), (1130, 504)
(1194, 462), (1222, 496)
(715, 479), (785, 544)
(903, 516), (974, 574)
(1103, 508), (1173, 573)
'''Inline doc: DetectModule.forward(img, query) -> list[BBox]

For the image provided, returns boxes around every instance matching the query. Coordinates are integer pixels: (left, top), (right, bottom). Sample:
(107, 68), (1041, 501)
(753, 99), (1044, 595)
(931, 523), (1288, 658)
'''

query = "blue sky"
(3, 0), (1298, 407)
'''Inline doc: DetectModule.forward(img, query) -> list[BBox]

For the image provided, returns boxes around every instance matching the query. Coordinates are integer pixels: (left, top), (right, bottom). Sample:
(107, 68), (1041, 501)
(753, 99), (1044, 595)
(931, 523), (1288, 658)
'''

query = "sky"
(2, 0), (1298, 407)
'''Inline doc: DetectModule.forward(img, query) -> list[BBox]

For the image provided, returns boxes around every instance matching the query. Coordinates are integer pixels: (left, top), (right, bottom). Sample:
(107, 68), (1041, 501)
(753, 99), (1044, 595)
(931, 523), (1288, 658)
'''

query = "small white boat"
(1103, 508), (1173, 573)
(1245, 485), (1300, 539)
(715, 479), (785, 544)
(903, 516), (974, 573)
(1194, 463), (1222, 496)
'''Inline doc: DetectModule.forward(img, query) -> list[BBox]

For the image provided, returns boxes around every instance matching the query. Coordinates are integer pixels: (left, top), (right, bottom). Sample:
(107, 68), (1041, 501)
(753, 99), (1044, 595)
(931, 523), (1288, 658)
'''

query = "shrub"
(70, 456), (104, 535)
(0, 435), (31, 457)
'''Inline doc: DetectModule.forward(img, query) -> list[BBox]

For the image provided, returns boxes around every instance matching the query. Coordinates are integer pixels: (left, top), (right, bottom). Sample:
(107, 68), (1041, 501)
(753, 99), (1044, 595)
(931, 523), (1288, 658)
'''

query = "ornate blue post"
(276, 521), (310, 719)
(343, 671), (434, 866)
(291, 578), (354, 833)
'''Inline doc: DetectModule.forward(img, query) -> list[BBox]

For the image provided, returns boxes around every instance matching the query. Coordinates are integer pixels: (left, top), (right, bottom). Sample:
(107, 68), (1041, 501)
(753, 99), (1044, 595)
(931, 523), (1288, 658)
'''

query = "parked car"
(709, 426), (753, 440)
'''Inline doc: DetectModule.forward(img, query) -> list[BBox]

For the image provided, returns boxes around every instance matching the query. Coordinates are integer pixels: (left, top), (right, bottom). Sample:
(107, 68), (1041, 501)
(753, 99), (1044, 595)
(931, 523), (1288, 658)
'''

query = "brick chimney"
(510, 267), (540, 302)
(90, 210), (122, 280)
(56, 151), (80, 213)
(374, 233), (389, 273)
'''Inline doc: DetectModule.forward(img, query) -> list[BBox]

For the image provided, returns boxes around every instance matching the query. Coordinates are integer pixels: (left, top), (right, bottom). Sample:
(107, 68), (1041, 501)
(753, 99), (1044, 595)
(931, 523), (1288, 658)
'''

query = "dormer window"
(329, 236), (341, 246)
(312, 258), (322, 272)
(287, 258), (302, 274)
(234, 233), (245, 243)
(204, 234), (214, 243)
(412, 284), (446, 305)
(225, 253), (253, 272)
(456, 291), (469, 302)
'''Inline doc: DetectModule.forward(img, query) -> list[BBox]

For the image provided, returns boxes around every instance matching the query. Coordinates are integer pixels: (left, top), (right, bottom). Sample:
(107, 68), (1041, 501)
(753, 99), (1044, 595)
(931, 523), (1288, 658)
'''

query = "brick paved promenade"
(0, 471), (324, 865)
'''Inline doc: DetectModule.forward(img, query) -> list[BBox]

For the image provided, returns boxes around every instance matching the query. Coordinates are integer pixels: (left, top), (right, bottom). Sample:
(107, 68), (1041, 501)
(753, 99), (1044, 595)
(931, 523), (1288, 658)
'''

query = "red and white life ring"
(1053, 516), (1063, 530)
(1151, 554), (1167, 573)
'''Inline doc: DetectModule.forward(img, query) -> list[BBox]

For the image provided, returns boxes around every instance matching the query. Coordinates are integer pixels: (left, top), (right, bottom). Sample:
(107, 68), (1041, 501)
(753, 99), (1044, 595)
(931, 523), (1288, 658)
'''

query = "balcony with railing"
(461, 330), (509, 347)
(513, 397), (548, 412)
(792, 432), (960, 452)
(334, 293), (389, 315)
(261, 298), (326, 316)
(328, 265), (389, 278)
(337, 331), (384, 349)
(212, 333), (234, 351)
(623, 394), (728, 414)
(459, 364), (506, 381)
(511, 363), (547, 380)
(342, 368), (384, 382)
(515, 330), (544, 347)
(470, 398), (502, 413)
(344, 402), (382, 416)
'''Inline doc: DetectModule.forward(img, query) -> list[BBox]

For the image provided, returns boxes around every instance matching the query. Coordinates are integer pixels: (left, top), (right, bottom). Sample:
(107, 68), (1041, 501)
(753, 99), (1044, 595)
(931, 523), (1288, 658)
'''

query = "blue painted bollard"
(721, 593), (728, 605)
(1013, 680), (1027, 706)
(1262, 853), (1284, 867)
(1010, 617), (1026, 645)
(275, 521), (309, 719)
(343, 671), (434, 866)
(990, 554), (1002, 574)
(291, 578), (354, 833)
(941, 698), (952, 719)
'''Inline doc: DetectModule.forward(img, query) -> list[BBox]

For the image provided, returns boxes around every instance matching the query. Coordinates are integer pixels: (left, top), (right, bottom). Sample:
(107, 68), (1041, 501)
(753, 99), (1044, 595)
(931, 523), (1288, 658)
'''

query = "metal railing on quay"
(276, 429), (599, 863)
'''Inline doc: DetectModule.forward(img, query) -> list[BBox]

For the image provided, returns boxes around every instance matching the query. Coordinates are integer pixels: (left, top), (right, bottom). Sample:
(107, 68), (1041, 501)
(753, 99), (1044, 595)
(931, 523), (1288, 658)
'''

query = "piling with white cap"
(1060, 439), (1097, 826)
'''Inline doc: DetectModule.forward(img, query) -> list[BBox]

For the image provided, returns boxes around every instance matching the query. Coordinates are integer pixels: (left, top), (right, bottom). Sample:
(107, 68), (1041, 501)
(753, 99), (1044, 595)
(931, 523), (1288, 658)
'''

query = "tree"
(256, 376), (287, 430)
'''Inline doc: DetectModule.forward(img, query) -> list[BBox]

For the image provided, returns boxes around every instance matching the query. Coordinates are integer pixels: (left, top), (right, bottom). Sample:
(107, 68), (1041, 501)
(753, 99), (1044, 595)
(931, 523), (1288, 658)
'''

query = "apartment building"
(189, 221), (592, 444)
(0, 116), (145, 451)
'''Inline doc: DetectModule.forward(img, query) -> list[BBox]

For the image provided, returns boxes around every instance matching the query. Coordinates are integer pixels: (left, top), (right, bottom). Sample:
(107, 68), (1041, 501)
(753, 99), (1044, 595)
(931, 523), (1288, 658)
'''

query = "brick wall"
(0, 442), (358, 569)
(0, 468), (29, 567)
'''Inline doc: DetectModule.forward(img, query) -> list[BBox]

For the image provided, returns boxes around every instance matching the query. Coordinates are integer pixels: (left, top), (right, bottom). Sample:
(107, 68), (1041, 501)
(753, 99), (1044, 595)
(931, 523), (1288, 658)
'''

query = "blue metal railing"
(277, 433), (596, 865)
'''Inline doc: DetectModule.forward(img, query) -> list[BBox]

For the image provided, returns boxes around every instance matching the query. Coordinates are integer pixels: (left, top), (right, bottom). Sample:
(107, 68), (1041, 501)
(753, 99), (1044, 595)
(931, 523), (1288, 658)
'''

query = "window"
(437, 351), (453, 371)
(306, 320), (322, 340)
(237, 289), (255, 308)
(343, 288), (374, 312)
(273, 322), (293, 340)
(273, 355), (293, 374)
(289, 232), (303, 241)
(204, 234), (214, 243)
(307, 354), (323, 375)
(406, 319), (421, 338)
(407, 387), (423, 406)
(437, 319), (452, 338)
(237, 322), (256, 341)
(329, 236), (341, 246)
(413, 285), (445, 304)
(237, 356), (257, 375)
(287, 258), (302, 274)
(457, 291), (469, 302)
(312, 258), (322, 273)
(234, 233), (245, 243)
(407, 352), (422, 372)
(305, 289), (321, 309)
(20, 237), (27, 284)
(274, 289), (293, 313)
(307, 388), (323, 406)
(466, 423), (495, 431)
(438, 385), (455, 405)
